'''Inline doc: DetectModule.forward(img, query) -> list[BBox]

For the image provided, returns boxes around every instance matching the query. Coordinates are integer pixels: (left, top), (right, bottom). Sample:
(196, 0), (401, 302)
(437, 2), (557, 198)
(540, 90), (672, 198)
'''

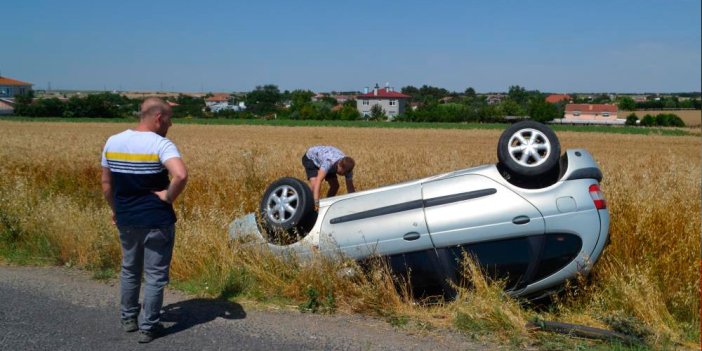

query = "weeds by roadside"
(0, 121), (698, 349)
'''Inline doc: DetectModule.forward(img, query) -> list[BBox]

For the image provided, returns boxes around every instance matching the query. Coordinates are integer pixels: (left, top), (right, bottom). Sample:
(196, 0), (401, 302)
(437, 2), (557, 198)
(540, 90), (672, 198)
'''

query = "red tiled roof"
(206, 93), (230, 102)
(565, 104), (618, 113)
(546, 94), (571, 103)
(0, 76), (32, 86)
(357, 88), (410, 99)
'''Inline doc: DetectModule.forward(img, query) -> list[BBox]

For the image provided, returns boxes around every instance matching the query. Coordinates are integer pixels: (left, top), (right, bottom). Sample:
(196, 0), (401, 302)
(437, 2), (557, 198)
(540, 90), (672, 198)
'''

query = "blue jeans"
(118, 225), (175, 331)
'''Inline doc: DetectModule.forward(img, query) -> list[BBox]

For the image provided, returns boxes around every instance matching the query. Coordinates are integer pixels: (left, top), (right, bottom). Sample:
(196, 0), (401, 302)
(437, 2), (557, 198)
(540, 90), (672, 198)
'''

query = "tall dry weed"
(0, 121), (698, 347)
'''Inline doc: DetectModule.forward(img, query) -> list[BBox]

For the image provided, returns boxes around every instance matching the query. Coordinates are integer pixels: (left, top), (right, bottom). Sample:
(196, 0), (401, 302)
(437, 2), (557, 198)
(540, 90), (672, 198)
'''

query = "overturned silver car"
(230, 121), (610, 298)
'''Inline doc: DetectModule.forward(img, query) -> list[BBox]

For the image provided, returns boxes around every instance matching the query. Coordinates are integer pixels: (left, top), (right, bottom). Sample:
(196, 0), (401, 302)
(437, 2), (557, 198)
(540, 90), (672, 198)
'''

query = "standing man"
(301, 145), (356, 208)
(101, 97), (188, 343)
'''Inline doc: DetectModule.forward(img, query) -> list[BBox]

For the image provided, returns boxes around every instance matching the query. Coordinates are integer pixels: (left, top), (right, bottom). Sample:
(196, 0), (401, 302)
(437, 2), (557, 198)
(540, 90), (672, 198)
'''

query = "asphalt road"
(0, 265), (490, 351)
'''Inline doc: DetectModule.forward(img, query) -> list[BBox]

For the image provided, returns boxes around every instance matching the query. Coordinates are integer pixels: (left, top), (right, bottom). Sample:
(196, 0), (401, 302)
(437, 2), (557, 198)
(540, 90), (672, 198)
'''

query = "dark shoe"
(138, 329), (155, 343)
(137, 324), (162, 343)
(121, 318), (138, 333)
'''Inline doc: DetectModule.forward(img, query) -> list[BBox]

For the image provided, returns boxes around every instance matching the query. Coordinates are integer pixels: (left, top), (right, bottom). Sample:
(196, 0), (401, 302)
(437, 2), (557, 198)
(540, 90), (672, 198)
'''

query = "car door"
(319, 184), (433, 260)
(421, 174), (545, 289)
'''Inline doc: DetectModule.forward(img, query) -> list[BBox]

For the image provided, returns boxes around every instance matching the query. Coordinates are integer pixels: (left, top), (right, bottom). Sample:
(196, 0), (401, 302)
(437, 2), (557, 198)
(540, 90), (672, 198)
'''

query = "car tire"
(258, 177), (315, 244)
(497, 120), (561, 179)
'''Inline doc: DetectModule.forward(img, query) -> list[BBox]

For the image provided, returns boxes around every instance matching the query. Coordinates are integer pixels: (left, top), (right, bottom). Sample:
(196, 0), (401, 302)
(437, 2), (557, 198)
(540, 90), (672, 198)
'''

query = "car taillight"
(589, 184), (607, 210)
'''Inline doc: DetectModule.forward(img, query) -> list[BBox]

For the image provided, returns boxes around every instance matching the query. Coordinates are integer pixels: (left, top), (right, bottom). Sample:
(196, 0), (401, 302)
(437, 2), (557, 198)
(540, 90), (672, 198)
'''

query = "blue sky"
(2, 0), (700, 93)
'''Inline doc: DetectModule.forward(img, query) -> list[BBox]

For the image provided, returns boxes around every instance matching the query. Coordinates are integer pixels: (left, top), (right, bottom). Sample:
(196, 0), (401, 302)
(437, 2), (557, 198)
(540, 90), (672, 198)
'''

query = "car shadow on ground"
(160, 298), (246, 336)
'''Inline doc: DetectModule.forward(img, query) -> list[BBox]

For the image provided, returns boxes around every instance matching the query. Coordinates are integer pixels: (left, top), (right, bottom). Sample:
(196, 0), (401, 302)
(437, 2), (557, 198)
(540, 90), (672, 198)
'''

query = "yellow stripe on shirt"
(105, 152), (159, 162)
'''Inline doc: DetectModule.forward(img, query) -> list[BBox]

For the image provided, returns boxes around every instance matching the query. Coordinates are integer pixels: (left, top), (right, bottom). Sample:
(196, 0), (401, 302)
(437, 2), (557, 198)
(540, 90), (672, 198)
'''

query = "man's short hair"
(339, 156), (355, 173)
(140, 97), (172, 119)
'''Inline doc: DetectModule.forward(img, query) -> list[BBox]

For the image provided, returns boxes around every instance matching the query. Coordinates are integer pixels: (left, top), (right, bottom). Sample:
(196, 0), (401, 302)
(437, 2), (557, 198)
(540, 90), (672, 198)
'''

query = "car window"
(447, 237), (533, 289)
(533, 233), (582, 281)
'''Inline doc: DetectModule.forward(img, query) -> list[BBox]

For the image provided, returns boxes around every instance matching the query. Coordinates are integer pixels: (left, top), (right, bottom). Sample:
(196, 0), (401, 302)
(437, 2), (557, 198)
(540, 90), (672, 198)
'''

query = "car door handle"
(403, 232), (421, 241)
(512, 216), (530, 225)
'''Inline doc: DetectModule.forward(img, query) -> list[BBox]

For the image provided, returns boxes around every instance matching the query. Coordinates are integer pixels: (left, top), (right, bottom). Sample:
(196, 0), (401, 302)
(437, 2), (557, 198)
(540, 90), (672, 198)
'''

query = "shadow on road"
(160, 298), (246, 336)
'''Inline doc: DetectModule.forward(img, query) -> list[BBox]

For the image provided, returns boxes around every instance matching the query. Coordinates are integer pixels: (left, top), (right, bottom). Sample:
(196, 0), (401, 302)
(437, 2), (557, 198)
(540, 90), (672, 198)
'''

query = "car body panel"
(421, 174), (545, 248)
(319, 184), (433, 259)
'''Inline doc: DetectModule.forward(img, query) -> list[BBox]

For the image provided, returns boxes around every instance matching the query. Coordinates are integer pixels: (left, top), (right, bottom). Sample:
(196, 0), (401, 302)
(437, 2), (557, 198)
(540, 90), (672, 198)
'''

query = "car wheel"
(258, 177), (315, 244)
(497, 120), (561, 178)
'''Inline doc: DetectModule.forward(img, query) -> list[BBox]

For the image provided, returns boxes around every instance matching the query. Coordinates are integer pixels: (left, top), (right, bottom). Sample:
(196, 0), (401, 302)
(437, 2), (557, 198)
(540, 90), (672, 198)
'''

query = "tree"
(477, 104), (503, 123)
(591, 94), (611, 103)
(401, 86), (420, 100)
(568, 93), (587, 104)
(499, 99), (526, 117)
(33, 97), (66, 117)
(12, 91), (35, 116)
(342, 99), (357, 109)
(418, 85), (450, 102)
(369, 104), (386, 121)
(338, 105), (360, 121)
(656, 113), (685, 127)
(618, 97), (637, 111)
(320, 96), (338, 106)
(245, 84), (281, 115)
(508, 85), (529, 105)
(625, 113), (639, 126)
(528, 98), (560, 122)
(57, 92), (129, 118)
(667, 114), (685, 127)
(172, 94), (205, 118)
(679, 99), (695, 108)
(289, 89), (314, 111)
(641, 114), (655, 126)
(298, 104), (316, 120)
(663, 98), (677, 109)
(312, 101), (333, 120)
(654, 114), (670, 126)
(464, 87), (476, 98)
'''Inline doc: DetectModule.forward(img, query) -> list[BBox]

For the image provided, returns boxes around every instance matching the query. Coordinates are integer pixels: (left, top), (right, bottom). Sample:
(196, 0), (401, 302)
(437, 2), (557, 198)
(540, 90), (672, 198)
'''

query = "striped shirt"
(101, 130), (181, 226)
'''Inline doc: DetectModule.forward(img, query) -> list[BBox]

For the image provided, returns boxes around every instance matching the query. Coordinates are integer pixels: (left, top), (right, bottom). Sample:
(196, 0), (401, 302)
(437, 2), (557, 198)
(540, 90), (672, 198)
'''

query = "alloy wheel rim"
(265, 185), (299, 224)
(507, 128), (551, 167)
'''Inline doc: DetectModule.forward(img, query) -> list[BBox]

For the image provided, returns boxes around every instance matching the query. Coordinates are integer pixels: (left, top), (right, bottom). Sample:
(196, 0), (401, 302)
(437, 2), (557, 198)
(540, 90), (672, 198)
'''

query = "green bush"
(338, 105), (360, 121)
(641, 114), (655, 127)
(655, 113), (684, 127)
(625, 113), (639, 126)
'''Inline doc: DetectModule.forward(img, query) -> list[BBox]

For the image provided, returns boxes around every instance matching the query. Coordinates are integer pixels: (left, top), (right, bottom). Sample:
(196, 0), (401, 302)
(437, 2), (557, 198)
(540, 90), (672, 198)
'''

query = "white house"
(356, 84), (411, 120)
(205, 93), (246, 112)
(0, 76), (32, 98)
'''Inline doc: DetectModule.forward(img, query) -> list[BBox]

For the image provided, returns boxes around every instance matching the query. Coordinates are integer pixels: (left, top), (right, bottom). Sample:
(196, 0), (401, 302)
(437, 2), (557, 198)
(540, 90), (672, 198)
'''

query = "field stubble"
(0, 121), (698, 348)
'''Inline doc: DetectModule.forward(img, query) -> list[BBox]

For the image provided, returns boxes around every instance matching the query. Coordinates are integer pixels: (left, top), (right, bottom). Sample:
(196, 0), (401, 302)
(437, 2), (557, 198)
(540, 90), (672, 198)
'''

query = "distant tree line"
(11, 85), (699, 126)
(14, 91), (138, 118)
(624, 112), (686, 127)
(395, 85), (561, 123)
(616, 96), (701, 110)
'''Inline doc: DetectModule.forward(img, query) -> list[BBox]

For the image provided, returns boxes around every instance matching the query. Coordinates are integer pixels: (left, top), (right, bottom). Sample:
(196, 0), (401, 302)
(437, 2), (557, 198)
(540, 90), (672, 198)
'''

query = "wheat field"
(0, 120), (698, 348)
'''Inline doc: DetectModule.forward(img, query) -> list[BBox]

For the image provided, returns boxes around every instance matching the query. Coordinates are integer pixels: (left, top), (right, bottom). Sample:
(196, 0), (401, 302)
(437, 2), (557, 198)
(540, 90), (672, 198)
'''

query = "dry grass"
(0, 120), (698, 348)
